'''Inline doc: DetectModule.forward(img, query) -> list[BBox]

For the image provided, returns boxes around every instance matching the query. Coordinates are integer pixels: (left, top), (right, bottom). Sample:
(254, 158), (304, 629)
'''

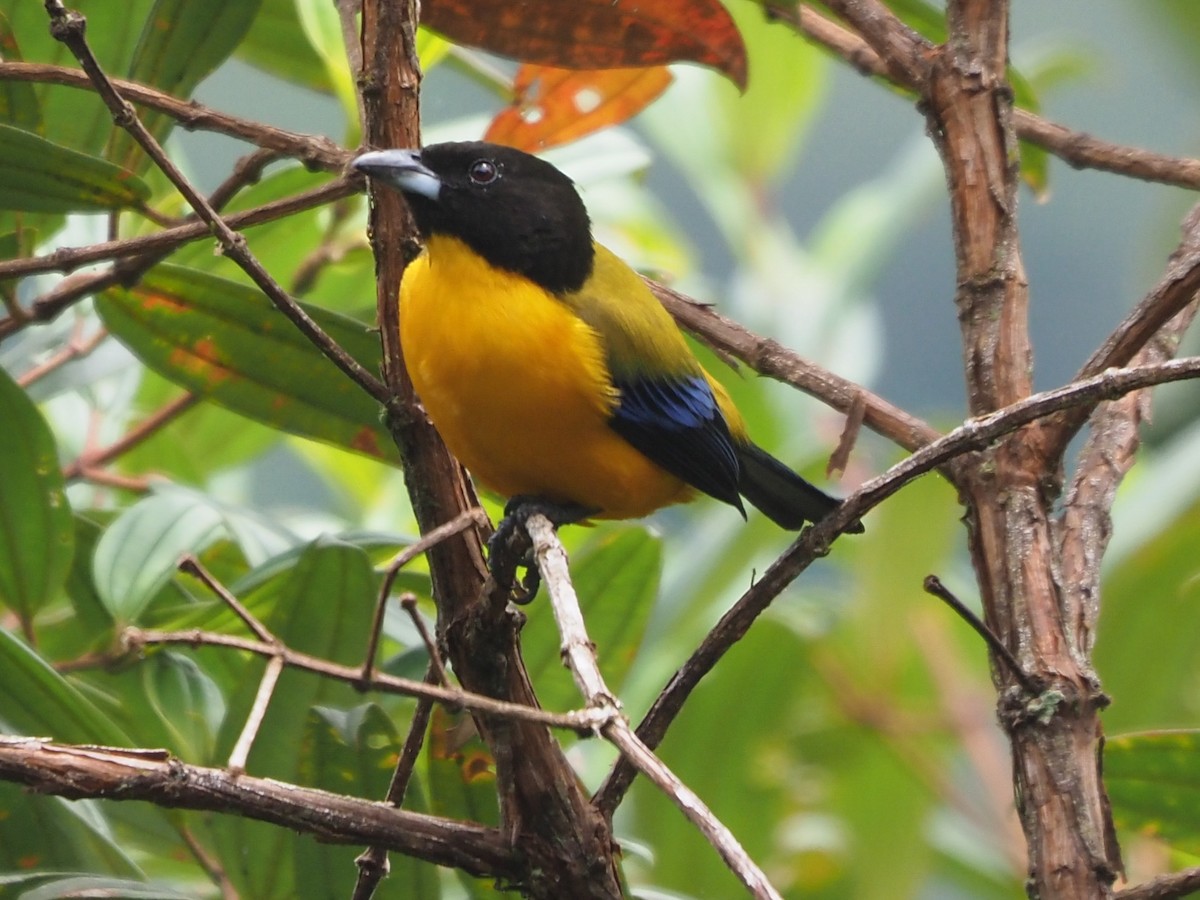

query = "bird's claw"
(486, 497), (596, 603)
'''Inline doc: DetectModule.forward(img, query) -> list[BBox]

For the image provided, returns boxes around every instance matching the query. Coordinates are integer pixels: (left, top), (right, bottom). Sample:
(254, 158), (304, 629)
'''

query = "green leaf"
(294, 0), (359, 137)
(520, 526), (660, 716)
(426, 705), (499, 829)
(97, 265), (398, 465)
(0, 0), (155, 156)
(92, 489), (226, 624)
(0, 12), (42, 132)
(0, 790), (140, 880)
(1096, 495), (1200, 734)
(297, 704), (441, 898)
(18, 875), (195, 900)
(0, 626), (129, 744)
(236, 0), (332, 92)
(0, 367), (74, 626)
(142, 651), (225, 763)
(0, 124), (150, 213)
(209, 539), (379, 900)
(1107, 731), (1200, 851)
(107, 0), (266, 173)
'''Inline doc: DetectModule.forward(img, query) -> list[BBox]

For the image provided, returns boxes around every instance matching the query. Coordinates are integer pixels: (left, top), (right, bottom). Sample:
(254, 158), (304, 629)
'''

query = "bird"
(351, 141), (860, 536)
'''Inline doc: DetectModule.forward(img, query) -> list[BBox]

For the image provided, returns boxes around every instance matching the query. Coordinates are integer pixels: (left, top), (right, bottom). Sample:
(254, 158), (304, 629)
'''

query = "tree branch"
(124, 626), (604, 734)
(1041, 202), (1200, 459)
(0, 736), (518, 879)
(1057, 220), (1200, 658)
(1116, 867), (1200, 900)
(0, 61), (345, 169)
(651, 279), (943, 454)
(356, 1), (624, 895)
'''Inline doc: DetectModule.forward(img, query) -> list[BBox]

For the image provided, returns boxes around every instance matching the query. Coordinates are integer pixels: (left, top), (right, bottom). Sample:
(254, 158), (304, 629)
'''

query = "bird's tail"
(736, 442), (863, 532)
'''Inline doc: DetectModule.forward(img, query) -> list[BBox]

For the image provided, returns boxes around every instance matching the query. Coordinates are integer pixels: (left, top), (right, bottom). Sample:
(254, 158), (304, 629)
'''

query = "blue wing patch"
(608, 374), (745, 515)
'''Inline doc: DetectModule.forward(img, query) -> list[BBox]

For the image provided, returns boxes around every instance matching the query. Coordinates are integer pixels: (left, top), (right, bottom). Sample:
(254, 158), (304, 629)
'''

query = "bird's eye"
(468, 159), (498, 185)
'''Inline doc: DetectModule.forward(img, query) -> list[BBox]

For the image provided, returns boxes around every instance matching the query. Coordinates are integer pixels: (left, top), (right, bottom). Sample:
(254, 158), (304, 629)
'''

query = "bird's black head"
(352, 141), (595, 295)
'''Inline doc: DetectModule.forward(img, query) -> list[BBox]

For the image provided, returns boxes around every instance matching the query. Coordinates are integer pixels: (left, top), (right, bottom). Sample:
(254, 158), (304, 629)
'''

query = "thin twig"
(177, 822), (239, 900)
(62, 393), (200, 482)
(123, 627), (604, 734)
(74, 468), (150, 492)
(400, 593), (449, 688)
(189, 544), (292, 774)
(526, 515), (783, 900)
(228, 654), (284, 773)
(42, 2), (388, 404)
(0, 179), (354, 283)
(17, 326), (107, 387)
(0, 62), (346, 170)
(923, 575), (1040, 695)
(361, 508), (488, 682)
(178, 555), (274, 644)
(352, 664), (440, 900)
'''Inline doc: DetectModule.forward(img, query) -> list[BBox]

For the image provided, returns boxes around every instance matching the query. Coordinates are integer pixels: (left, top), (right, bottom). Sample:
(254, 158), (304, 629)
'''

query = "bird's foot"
(487, 496), (597, 604)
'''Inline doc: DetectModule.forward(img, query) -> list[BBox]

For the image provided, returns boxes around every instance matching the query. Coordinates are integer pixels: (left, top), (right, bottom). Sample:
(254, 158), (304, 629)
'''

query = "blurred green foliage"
(1, 1), (1199, 898)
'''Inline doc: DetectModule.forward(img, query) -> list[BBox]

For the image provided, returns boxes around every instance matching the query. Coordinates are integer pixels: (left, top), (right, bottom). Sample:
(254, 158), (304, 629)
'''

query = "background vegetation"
(2, 1), (1200, 898)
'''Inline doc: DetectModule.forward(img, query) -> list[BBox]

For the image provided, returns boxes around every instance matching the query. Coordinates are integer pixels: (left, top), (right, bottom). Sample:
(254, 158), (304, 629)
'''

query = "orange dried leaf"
(423, 0), (747, 90)
(486, 64), (673, 152)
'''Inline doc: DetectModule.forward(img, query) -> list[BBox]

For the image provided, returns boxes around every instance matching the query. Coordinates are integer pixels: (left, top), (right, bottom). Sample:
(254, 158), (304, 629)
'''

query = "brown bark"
(357, 2), (623, 895)
(0, 738), (517, 878)
(924, 2), (1119, 897)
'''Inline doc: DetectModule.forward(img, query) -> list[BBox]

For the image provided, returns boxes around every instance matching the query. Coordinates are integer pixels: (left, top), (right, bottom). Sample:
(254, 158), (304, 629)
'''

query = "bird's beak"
(351, 149), (441, 201)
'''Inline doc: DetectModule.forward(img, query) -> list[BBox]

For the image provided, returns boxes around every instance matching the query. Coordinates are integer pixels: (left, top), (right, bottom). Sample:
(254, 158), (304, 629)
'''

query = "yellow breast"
(399, 236), (692, 519)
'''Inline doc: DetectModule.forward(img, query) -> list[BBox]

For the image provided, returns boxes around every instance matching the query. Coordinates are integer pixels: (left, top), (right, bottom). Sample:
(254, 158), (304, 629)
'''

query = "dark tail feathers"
(737, 442), (863, 532)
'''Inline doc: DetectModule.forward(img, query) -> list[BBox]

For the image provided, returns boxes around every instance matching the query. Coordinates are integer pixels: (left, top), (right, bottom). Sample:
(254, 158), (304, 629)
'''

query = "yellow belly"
(399, 237), (692, 519)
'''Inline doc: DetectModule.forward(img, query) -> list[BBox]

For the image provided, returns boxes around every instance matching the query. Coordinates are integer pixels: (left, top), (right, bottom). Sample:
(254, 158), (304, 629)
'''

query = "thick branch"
(0, 736), (516, 879)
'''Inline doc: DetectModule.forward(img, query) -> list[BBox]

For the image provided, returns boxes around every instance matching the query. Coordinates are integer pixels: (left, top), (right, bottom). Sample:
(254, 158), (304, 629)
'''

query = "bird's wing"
(608, 373), (745, 512)
(561, 243), (745, 512)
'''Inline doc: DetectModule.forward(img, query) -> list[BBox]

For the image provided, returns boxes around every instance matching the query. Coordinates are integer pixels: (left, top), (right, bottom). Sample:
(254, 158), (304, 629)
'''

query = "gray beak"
(351, 149), (441, 201)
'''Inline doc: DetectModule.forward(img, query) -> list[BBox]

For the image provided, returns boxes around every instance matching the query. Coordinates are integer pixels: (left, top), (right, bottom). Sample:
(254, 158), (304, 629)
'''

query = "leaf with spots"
(298, 704), (440, 897)
(97, 265), (398, 466)
(423, 0), (746, 90)
(0, 124), (150, 214)
(1106, 730), (1200, 851)
(427, 705), (499, 829)
(486, 64), (672, 152)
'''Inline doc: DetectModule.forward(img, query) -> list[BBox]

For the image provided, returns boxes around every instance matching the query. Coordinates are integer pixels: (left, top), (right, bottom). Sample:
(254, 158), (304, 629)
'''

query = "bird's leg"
(487, 496), (596, 604)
